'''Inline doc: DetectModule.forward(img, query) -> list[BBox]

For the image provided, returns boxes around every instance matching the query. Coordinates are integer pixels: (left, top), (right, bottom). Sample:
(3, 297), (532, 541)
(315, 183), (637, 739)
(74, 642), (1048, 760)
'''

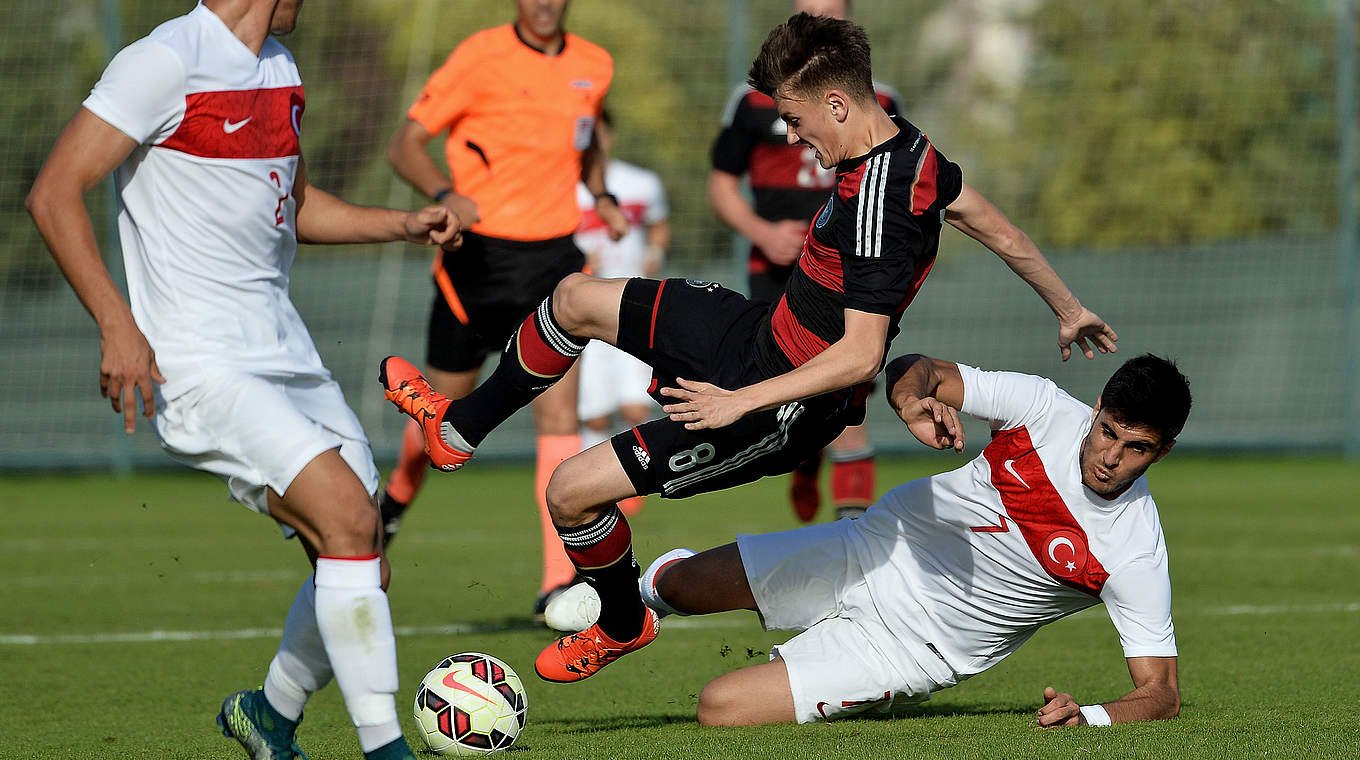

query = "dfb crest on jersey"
(684, 279), (721, 292)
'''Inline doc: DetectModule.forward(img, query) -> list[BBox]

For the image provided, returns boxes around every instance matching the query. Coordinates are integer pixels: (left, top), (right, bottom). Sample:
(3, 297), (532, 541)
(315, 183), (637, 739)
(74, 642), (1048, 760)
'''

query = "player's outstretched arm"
(26, 108), (165, 434)
(1037, 656), (1180, 727)
(944, 183), (1118, 361)
(883, 354), (967, 452)
(293, 158), (461, 249)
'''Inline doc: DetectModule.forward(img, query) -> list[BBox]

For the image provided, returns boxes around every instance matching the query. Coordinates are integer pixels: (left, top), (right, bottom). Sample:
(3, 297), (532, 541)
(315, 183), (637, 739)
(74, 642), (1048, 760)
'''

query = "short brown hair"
(748, 13), (874, 102)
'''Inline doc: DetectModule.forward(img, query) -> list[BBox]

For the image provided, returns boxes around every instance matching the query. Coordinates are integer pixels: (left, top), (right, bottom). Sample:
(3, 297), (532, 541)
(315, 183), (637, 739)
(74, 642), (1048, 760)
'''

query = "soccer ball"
(413, 652), (528, 756)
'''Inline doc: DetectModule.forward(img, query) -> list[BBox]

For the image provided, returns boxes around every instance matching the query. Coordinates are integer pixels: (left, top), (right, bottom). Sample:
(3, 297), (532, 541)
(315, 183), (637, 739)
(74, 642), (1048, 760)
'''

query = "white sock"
(639, 548), (696, 618)
(314, 555), (403, 753)
(263, 577), (333, 722)
(580, 425), (610, 451)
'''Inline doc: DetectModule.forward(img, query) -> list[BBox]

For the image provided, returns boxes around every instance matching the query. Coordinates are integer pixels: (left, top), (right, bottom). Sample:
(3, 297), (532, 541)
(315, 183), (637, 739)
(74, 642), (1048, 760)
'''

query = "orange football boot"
(378, 356), (474, 471)
(534, 606), (659, 683)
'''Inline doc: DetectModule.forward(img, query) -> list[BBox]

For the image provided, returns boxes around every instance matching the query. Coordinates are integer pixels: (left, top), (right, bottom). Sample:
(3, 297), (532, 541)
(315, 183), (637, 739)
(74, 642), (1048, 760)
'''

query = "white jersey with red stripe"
(82, 4), (318, 400)
(574, 159), (667, 279)
(846, 364), (1176, 686)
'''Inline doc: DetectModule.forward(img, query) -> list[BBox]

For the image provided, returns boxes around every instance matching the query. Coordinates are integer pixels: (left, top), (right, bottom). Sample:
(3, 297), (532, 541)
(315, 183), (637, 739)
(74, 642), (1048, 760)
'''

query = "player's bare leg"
(264, 450), (411, 757)
(828, 421), (874, 520)
(380, 366), (479, 544)
(531, 364), (584, 618)
(221, 449), (414, 759)
(697, 659), (798, 726)
(533, 442), (660, 682)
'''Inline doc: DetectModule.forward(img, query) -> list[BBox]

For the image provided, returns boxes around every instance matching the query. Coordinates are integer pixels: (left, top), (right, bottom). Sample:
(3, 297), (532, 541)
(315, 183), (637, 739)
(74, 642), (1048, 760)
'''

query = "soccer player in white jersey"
(573, 111), (670, 511)
(25, 1), (459, 759)
(637, 353), (1190, 727)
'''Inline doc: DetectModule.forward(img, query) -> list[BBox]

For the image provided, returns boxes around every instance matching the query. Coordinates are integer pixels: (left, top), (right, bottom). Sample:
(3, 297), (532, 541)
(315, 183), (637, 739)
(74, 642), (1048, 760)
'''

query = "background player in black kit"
(710, 0), (901, 524)
(378, 12), (1119, 684)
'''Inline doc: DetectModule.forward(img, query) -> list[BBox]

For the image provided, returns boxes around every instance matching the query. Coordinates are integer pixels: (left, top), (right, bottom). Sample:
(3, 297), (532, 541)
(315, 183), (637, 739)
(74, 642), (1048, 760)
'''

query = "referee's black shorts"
(608, 277), (855, 499)
(426, 233), (585, 373)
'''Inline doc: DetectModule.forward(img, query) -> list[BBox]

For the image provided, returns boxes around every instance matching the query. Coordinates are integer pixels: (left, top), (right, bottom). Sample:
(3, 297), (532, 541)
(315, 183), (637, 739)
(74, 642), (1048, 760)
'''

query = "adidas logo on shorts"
(633, 445), (650, 469)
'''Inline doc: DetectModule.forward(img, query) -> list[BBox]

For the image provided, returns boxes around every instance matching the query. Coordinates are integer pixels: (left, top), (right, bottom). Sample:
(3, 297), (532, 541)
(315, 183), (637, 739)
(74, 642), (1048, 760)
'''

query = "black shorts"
(427, 233), (585, 372)
(607, 278), (854, 499)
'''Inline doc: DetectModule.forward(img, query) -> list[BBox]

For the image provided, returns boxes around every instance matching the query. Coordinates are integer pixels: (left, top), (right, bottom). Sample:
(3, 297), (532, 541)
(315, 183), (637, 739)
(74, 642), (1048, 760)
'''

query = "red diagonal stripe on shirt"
(983, 427), (1109, 596)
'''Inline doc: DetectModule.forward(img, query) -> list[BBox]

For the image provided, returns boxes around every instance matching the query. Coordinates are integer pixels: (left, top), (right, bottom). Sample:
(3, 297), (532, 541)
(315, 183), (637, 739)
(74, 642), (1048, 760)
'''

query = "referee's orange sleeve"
(408, 45), (477, 135)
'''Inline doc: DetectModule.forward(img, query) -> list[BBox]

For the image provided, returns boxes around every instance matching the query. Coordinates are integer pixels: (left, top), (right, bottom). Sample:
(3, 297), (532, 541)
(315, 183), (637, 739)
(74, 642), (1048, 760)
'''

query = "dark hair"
(748, 12), (874, 102)
(1100, 354), (1192, 442)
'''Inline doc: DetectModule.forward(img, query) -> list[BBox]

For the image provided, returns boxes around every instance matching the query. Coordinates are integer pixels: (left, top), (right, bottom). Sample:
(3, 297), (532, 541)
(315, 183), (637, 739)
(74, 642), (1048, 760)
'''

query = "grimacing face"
(1078, 404), (1171, 498)
(775, 90), (841, 169)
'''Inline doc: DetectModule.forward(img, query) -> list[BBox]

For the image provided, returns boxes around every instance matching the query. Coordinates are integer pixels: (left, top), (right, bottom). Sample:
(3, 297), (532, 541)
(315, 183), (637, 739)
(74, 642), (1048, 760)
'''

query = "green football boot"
(216, 688), (309, 760)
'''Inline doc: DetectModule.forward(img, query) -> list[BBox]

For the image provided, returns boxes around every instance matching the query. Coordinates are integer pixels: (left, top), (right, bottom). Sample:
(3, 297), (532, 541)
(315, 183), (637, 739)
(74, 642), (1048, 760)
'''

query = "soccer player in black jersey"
(711, 0), (902, 525)
(378, 12), (1119, 684)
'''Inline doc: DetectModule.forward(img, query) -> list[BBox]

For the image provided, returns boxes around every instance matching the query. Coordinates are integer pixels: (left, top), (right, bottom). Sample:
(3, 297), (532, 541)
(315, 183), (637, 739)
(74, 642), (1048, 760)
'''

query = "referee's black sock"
(445, 295), (586, 446)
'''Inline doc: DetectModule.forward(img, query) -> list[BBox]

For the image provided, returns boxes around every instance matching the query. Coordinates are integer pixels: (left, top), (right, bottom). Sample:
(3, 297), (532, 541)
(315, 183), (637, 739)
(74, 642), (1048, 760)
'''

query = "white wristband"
(1079, 704), (1112, 726)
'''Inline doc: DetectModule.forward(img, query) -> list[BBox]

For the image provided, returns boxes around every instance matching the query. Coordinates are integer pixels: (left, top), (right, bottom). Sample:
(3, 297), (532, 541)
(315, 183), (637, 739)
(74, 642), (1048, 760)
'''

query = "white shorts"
(153, 370), (379, 524)
(737, 520), (942, 723)
(577, 339), (656, 421)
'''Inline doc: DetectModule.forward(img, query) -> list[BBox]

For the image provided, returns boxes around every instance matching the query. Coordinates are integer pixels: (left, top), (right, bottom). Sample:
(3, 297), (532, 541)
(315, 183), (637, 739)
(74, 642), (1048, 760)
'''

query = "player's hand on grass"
(100, 319), (165, 434)
(1036, 686), (1083, 727)
(405, 205), (463, 251)
(1057, 306), (1118, 361)
(660, 378), (748, 430)
(759, 219), (808, 266)
(898, 397), (965, 452)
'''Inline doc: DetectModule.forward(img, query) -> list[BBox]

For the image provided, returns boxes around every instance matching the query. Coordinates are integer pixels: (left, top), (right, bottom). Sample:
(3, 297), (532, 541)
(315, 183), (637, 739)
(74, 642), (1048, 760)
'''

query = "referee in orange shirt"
(383, 0), (626, 620)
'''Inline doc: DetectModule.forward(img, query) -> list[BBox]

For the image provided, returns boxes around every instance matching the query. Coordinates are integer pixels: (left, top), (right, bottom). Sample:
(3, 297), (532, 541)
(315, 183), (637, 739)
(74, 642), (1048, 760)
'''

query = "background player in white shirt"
(573, 111), (670, 514)
(638, 352), (1190, 727)
(26, 1), (458, 759)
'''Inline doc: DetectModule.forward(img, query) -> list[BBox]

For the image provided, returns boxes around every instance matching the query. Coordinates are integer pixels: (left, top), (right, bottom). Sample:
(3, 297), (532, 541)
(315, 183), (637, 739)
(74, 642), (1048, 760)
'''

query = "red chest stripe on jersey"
(837, 162), (868, 202)
(798, 233), (844, 292)
(770, 295), (830, 367)
(983, 427), (1109, 596)
(909, 144), (939, 214)
(159, 86), (304, 160)
(578, 201), (647, 233)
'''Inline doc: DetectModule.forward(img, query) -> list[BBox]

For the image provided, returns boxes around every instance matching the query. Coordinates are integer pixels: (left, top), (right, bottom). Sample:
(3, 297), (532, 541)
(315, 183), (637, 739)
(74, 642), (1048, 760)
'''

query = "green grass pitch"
(2, 454), (1356, 759)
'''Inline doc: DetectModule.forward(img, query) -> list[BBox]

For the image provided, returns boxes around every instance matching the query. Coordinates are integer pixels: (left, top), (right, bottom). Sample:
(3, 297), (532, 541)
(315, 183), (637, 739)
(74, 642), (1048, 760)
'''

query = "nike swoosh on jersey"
(1002, 458), (1030, 489)
(222, 117), (251, 133)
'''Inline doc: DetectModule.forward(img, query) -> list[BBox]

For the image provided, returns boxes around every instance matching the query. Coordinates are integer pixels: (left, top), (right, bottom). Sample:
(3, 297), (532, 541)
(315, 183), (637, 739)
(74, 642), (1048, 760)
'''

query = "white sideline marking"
(0, 604), (1350, 647)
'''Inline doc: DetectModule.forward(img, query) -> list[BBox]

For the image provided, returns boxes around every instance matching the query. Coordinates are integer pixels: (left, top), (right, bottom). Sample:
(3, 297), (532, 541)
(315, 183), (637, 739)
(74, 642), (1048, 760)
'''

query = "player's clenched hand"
(1057, 306), (1118, 361)
(660, 378), (749, 430)
(99, 320), (165, 434)
(759, 219), (808, 266)
(1036, 686), (1083, 728)
(899, 397), (965, 452)
(404, 206), (463, 251)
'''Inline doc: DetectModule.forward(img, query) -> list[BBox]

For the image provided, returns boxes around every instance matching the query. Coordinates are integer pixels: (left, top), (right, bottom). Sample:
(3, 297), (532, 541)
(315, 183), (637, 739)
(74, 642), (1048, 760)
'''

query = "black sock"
(558, 506), (646, 642)
(445, 296), (586, 447)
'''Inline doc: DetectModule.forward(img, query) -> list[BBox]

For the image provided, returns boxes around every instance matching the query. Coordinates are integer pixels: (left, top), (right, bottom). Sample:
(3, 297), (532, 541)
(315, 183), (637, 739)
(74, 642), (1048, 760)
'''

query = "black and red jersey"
(711, 82), (902, 274)
(752, 115), (963, 383)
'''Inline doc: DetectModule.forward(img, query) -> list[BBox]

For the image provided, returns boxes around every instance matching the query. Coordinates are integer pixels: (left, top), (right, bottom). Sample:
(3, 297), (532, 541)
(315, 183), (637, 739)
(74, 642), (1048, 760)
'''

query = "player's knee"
(696, 679), (740, 726)
(550, 272), (595, 333)
(320, 498), (381, 555)
(543, 464), (589, 523)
